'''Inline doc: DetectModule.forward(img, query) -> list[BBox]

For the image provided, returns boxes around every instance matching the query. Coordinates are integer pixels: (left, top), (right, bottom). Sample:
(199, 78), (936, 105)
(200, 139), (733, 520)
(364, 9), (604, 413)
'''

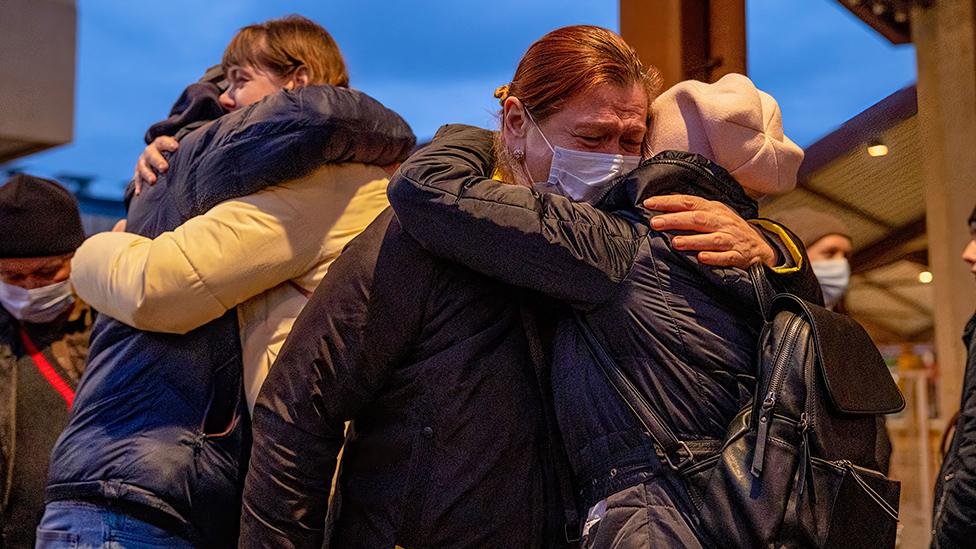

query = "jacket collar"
(598, 150), (758, 219)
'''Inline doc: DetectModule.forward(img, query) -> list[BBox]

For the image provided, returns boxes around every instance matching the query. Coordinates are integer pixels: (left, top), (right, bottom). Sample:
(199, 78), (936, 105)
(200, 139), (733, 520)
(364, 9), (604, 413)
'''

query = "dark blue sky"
(8, 0), (916, 198)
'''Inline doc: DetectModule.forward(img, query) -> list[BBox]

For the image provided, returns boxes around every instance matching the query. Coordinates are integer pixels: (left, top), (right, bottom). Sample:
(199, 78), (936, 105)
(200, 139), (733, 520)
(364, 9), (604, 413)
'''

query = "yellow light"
(867, 144), (889, 157)
(918, 271), (933, 284)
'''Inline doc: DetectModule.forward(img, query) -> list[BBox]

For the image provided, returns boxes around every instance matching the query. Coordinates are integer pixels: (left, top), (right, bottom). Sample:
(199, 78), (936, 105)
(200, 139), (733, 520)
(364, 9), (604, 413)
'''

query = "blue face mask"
(0, 279), (74, 324)
(524, 108), (640, 204)
(812, 259), (850, 307)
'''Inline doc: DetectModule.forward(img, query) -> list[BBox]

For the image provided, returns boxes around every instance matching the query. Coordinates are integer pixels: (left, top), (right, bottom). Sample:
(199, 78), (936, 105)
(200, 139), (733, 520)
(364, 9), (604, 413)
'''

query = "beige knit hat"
(647, 73), (804, 197)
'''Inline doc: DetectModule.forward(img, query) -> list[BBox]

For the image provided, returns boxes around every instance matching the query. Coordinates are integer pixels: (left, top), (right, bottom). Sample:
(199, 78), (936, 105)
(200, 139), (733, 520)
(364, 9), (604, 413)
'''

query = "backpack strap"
(572, 311), (694, 471)
(749, 263), (775, 320)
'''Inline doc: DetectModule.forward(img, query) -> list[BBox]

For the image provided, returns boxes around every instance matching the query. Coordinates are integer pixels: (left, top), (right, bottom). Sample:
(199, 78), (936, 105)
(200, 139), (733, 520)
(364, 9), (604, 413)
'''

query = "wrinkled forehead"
(0, 255), (71, 277)
(556, 83), (649, 130)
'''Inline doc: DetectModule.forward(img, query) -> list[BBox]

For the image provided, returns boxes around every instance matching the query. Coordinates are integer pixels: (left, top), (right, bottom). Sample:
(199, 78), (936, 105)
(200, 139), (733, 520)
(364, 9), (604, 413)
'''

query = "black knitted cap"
(0, 174), (85, 258)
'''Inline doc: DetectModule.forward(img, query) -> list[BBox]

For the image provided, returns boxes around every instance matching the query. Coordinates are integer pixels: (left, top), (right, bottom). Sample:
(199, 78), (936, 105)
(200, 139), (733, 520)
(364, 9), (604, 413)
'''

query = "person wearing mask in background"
(38, 15), (413, 548)
(931, 204), (976, 548)
(0, 175), (91, 549)
(775, 206), (853, 309)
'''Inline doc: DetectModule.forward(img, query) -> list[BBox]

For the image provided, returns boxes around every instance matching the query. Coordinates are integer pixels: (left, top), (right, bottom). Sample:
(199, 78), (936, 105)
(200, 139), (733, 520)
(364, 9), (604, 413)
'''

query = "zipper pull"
(795, 413), (811, 496)
(192, 438), (203, 478)
(751, 392), (776, 477)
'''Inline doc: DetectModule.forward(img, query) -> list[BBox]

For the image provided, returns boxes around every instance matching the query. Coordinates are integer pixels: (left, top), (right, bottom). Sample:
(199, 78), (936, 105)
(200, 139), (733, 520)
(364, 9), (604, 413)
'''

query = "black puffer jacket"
(388, 125), (822, 511)
(932, 312), (976, 548)
(240, 209), (560, 548)
(45, 86), (414, 547)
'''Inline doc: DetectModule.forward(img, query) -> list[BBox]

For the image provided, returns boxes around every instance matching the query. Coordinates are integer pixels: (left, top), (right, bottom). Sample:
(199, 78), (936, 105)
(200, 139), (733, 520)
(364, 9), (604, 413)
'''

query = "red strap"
(19, 329), (74, 409)
(288, 280), (312, 299)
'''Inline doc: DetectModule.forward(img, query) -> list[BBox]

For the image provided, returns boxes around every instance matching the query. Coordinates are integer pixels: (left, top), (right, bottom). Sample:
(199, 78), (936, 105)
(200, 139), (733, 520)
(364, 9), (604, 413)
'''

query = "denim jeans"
(35, 500), (194, 549)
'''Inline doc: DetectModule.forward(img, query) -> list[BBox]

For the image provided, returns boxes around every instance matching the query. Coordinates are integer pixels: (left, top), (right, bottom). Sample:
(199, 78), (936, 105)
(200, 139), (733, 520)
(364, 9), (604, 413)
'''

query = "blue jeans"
(35, 500), (194, 549)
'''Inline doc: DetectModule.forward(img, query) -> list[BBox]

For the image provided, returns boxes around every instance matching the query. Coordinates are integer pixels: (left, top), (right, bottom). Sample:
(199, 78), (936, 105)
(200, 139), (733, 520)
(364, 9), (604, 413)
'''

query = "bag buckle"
(662, 441), (695, 471)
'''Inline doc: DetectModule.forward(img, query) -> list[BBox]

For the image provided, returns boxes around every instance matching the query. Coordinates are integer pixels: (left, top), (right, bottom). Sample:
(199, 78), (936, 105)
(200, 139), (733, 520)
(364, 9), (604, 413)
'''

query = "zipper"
(933, 471), (953, 532)
(794, 413), (811, 496)
(751, 315), (804, 477)
(180, 436), (204, 478)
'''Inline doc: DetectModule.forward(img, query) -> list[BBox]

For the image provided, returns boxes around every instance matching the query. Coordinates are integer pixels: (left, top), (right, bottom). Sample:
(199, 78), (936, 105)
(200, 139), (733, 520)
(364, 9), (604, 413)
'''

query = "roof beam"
(850, 215), (927, 273)
(855, 276), (933, 316)
(835, 0), (917, 45)
(906, 323), (935, 341)
(797, 85), (916, 179)
(794, 183), (897, 229)
(850, 313), (916, 342)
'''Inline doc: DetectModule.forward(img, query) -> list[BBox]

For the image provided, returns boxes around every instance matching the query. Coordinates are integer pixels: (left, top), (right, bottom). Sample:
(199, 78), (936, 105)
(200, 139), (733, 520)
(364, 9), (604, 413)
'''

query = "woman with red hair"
(243, 25), (817, 548)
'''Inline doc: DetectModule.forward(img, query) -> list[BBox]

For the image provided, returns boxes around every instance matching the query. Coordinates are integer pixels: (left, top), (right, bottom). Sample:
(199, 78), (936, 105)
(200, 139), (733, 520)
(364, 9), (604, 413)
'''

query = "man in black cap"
(0, 174), (91, 548)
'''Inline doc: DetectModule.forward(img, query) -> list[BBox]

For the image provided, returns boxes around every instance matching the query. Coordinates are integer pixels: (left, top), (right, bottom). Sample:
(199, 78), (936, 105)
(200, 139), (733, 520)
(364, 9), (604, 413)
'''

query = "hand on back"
(133, 135), (179, 195)
(644, 194), (777, 269)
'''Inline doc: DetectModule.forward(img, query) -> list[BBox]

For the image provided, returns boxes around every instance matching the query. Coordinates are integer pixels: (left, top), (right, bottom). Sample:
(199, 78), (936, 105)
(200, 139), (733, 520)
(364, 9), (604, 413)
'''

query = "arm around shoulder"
(70, 231), (225, 334)
(389, 124), (640, 308)
(72, 182), (328, 334)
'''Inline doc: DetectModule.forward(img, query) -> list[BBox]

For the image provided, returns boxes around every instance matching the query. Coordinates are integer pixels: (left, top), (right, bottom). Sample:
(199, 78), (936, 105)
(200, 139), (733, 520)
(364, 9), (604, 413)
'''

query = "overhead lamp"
(872, 2), (886, 15)
(867, 139), (889, 157)
(918, 271), (933, 284)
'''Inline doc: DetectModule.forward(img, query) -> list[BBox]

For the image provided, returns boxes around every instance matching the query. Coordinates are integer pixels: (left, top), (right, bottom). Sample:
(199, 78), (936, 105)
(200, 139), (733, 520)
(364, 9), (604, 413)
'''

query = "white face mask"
(0, 279), (75, 324)
(523, 108), (640, 204)
(811, 258), (850, 308)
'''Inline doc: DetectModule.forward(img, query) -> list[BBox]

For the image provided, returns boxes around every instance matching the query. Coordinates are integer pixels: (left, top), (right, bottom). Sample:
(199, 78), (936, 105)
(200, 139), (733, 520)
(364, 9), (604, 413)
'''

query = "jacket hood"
(130, 84), (416, 227)
(144, 65), (227, 145)
(600, 150), (758, 219)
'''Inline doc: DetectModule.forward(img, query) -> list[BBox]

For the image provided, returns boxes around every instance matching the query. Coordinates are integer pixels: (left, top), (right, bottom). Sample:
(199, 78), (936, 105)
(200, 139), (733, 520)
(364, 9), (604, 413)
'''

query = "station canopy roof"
(761, 84), (930, 343)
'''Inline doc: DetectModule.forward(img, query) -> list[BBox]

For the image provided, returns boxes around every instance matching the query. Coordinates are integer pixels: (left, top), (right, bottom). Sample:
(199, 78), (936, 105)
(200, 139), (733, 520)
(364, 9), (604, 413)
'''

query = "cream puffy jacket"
(71, 163), (389, 409)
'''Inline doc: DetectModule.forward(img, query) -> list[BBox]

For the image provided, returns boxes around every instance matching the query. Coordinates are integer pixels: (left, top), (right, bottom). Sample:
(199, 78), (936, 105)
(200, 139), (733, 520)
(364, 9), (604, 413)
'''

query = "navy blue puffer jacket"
(46, 86), (414, 547)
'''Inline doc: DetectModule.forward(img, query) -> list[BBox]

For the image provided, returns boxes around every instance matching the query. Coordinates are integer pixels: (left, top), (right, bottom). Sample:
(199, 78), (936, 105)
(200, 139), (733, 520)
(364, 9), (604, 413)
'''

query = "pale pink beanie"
(647, 73), (804, 197)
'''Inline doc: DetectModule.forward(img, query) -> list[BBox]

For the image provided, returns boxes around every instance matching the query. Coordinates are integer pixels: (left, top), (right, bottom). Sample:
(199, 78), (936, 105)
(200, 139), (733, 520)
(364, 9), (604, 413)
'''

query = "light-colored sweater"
(71, 162), (390, 410)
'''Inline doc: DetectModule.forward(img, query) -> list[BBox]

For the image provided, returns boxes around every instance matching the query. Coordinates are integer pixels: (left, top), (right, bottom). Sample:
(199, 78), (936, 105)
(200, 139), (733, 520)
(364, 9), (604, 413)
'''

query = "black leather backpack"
(577, 266), (906, 548)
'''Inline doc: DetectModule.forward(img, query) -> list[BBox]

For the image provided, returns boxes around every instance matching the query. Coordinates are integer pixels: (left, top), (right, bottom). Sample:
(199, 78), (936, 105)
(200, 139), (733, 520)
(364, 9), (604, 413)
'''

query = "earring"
(513, 148), (525, 161)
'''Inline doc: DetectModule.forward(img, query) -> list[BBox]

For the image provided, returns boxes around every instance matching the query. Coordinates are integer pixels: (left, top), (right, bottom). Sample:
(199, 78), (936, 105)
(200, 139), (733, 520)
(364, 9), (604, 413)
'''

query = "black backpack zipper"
(751, 314), (804, 477)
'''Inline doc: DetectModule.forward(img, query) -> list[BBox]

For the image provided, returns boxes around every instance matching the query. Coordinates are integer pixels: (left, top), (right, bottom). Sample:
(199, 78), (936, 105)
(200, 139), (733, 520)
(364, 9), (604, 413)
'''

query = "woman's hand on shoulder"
(133, 135), (179, 195)
(642, 194), (777, 268)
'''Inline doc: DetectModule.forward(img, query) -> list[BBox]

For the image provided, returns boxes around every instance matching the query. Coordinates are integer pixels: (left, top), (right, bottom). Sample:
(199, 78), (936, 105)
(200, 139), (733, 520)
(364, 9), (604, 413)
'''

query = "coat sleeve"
(240, 210), (428, 548)
(388, 124), (642, 309)
(750, 219), (824, 305)
(70, 176), (337, 334)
